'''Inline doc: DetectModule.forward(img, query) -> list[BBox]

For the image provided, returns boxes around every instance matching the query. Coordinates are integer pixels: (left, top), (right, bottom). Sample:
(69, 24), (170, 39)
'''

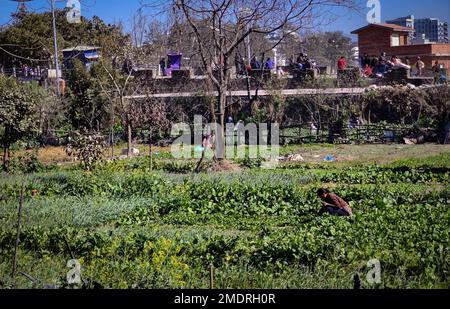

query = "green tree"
(0, 11), (129, 69)
(0, 76), (44, 170)
(65, 59), (110, 132)
(303, 31), (353, 68)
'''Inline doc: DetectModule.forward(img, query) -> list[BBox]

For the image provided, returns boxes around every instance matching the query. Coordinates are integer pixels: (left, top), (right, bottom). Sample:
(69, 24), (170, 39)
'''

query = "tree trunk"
(2, 144), (7, 171)
(149, 127), (153, 171)
(127, 123), (132, 157)
(111, 97), (116, 160)
(245, 67), (251, 101)
(215, 88), (226, 160)
(195, 149), (205, 173)
(2, 126), (9, 171)
(268, 119), (273, 146)
(210, 99), (217, 123)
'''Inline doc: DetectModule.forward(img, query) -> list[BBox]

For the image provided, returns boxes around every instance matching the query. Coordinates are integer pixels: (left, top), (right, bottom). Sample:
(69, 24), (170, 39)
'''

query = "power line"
(0, 3), (20, 28)
(0, 46), (49, 62)
(50, 0), (61, 96)
(0, 44), (46, 51)
(10, 0), (34, 12)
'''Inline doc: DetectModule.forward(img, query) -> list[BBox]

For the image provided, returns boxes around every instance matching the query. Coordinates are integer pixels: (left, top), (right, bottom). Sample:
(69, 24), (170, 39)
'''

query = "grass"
(14, 144), (173, 164)
(278, 144), (450, 165)
(11, 143), (450, 170)
(0, 145), (448, 289)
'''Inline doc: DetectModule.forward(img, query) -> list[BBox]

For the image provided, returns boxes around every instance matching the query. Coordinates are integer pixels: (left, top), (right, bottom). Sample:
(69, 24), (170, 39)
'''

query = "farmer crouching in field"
(317, 188), (353, 217)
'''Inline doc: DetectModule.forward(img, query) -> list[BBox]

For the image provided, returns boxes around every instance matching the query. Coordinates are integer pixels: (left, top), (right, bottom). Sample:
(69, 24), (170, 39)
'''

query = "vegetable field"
(0, 150), (449, 289)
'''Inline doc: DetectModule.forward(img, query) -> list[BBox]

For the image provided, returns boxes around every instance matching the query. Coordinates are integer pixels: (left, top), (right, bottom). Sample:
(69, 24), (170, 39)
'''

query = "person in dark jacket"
(265, 58), (274, 70)
(317, 188), (353, 216)
(361, 53), (370, 68)
(370, 57), (378, 69)
(250, 56), (261, 69)
(159, 58), (166, 76)
(377, 51), (388, 74)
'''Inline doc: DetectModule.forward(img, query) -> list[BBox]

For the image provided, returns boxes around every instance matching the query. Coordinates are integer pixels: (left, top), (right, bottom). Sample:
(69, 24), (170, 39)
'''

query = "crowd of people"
(358, 52), (446, 83)
(237, 52), (318, 76)
(248, 56), (274, 70)
(233, 55), (276, 76)
(359, 52), (414, 77)
(293, 53), (316, 71)
(158, 50), (447, 84)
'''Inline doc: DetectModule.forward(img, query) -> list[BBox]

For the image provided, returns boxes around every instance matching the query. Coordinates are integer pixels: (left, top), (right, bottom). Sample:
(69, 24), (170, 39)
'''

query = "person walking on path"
(416, 57), (425, 76)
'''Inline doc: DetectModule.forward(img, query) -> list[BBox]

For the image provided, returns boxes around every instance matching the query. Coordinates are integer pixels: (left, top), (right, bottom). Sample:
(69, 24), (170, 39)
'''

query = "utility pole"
(11, 0), (33, 13)
(50, 0), (61, 96)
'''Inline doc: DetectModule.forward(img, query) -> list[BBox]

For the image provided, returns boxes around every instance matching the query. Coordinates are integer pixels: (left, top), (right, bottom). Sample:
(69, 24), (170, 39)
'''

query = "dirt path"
(281, 144), (450, 165)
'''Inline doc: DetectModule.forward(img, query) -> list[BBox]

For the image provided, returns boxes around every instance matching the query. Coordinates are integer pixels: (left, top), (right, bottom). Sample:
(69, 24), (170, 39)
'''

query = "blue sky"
(1, 0), (449, 40)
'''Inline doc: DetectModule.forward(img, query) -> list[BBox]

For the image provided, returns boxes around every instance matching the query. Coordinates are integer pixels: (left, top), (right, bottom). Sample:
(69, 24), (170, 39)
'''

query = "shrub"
(65, 133), (107, 170)
(7, 152), (44, 174)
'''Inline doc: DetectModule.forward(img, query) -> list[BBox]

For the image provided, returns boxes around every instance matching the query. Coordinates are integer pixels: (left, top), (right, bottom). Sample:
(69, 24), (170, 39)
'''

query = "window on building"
(391, 34), (400, 46)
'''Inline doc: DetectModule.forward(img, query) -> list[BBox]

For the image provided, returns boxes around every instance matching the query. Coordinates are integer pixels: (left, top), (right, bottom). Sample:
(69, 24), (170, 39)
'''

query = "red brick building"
(352, 23), (450, 70)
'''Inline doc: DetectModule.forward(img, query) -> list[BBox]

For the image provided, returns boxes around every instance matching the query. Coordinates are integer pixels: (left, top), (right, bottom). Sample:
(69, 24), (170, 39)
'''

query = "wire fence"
(280, 123), (427, 145)
(28, 121), (430, 150)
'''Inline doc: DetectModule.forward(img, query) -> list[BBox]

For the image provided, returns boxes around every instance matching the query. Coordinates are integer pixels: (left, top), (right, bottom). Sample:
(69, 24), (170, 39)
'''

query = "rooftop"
(351, 23), (414, 34)
(61, 46), (101, 52)
(387, 15), (414, 21)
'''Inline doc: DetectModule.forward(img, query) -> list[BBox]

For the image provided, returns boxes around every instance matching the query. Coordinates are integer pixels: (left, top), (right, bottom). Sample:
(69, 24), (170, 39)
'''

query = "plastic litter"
(324, 155), (335, 162)
(194, 145), (205, 152)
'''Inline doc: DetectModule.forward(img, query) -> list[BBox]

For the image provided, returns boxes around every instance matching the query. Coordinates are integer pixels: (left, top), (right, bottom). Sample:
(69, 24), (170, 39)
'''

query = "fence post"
(149, 127), (153, 171)
(12, 182), (25, 286)
(209, 263), (215, 289)
(353, 273), (362, 289)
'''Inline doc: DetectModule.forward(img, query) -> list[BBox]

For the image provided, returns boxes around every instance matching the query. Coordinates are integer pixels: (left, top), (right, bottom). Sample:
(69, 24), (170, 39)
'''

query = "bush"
(7, 152), (44, 174)
(65, 133), (107, 170)
(236, 156), (266, 169)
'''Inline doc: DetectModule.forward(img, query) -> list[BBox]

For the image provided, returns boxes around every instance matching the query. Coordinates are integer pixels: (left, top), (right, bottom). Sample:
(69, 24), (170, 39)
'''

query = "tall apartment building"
(385, 15), (415, 42)
(386, 15), (415, 29)
(415, 18), (448, 43)
(386, 15), (449, 43)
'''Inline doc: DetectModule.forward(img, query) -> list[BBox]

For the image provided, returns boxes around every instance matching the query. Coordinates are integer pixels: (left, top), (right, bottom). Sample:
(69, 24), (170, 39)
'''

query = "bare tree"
(139, 0), (359, 159)
(146, 21), (170, 67)
(97, 7), (182, 158)
(98, 59), (135, 156)
(168, 0), (357, 159)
